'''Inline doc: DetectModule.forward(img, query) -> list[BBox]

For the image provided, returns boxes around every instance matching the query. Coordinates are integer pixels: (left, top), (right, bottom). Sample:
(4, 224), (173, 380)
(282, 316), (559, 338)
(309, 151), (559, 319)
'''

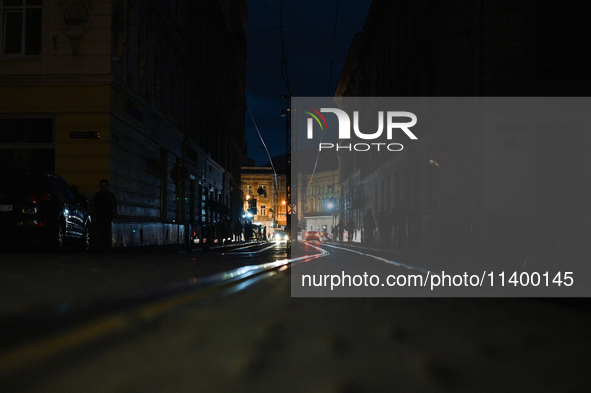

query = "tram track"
(0, 246), (328, 378)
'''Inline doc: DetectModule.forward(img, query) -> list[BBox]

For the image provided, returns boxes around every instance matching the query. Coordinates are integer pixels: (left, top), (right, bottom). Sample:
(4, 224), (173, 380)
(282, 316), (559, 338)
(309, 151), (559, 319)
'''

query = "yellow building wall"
(0, 84), (112, 199)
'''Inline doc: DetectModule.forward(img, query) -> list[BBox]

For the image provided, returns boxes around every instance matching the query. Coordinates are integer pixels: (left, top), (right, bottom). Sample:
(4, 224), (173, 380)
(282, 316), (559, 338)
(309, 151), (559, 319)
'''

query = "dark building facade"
(336, 0), (590, 262)
(0, 0), (247, 247)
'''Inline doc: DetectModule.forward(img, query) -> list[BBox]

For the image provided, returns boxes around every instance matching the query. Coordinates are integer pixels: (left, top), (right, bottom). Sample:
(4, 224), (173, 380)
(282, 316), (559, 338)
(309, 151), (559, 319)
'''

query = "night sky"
(245, 0), (373, 166)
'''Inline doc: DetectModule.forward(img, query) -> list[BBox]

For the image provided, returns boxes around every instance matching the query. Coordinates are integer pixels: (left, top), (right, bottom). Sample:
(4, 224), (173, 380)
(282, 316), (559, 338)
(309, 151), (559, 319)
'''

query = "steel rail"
(0, 249), (328, 377)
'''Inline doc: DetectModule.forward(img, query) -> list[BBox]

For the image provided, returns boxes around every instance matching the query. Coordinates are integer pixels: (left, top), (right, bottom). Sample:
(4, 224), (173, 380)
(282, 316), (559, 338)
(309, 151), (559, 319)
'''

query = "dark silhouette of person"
(91, 179), (117, 252)
(338, 220), (345, 242)
(244, 221), (252, 241)
(408, 209), (422, 251)
(378, 210), (393, 247)
(221, 218), (230, 244)
(208, 223), (215, 245)
(363, 209), (376, 245)
(70, 184), (88, 209)
(233, 219), (243, 242)
(392, 203), (408, 250)
(347, 220), (355, 243)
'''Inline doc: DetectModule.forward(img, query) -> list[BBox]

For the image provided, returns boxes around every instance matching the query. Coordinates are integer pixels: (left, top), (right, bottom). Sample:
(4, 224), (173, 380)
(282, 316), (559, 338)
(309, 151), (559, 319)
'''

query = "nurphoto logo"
(304, 107), (418, 152)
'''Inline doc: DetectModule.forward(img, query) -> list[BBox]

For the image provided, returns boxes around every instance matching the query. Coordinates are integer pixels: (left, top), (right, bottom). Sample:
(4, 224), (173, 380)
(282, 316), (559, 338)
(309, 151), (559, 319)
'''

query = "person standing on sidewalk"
(363, 209), (376, 245)
(378, 210), (393, 247)
(338, 220), (345, 243)
(233, 219), (243, 242)
(392, 203), (408, 250)
(346, 220), (355, 243)
(70, 184), (88, 209)
(91, 179), (117, 252)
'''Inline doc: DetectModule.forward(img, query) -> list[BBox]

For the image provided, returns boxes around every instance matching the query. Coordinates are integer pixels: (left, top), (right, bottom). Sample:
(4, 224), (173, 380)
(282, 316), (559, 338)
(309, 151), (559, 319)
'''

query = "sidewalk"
(109, 240), (258, 254)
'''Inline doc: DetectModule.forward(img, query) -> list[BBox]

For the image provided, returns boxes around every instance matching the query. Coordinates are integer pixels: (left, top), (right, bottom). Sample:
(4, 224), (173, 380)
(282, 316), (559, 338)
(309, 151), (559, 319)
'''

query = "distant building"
(294, 148), (339, 238)
(336, 0), (590, 259)
(0, 0), (248, 247)
(241, 155), (288, 234)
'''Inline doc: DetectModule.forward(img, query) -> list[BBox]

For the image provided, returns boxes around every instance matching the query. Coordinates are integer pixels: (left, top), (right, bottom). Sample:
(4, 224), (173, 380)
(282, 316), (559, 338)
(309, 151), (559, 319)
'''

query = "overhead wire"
(247, 107), (280, 193)
(279, 0), (293, 217)
(306, 0), (340, 197)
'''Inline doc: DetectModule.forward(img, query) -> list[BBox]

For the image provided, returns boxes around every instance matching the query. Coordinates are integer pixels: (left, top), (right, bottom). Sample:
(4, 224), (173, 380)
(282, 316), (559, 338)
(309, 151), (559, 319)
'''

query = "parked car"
(304, 230), (320, 241)
(0, 169), (91, 251)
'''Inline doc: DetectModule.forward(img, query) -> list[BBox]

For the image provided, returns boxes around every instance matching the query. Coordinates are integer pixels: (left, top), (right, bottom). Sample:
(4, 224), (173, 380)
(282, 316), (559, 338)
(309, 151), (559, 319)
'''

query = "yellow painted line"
(0, 313), (128, 375)
(0, 271), (267, 375)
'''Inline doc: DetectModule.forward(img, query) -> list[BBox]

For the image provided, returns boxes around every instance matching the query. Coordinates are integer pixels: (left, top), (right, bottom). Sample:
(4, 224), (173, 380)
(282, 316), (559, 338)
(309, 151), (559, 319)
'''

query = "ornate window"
(1, 0), (42, 55)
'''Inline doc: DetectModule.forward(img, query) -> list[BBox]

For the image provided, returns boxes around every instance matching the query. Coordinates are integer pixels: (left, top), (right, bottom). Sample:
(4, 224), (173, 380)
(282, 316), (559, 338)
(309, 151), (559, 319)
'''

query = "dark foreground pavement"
(1, 242), (590, 392)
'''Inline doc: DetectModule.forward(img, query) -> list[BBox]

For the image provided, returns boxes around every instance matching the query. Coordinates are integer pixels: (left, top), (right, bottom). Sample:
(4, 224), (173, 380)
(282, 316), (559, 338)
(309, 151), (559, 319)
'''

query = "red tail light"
(26, 193), (51, 203)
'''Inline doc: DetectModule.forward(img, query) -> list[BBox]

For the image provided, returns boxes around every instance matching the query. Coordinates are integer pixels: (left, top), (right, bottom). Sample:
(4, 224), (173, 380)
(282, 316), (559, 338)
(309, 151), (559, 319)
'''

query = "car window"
(49, 176), (71, 201)
(60, 178), (76, 201)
